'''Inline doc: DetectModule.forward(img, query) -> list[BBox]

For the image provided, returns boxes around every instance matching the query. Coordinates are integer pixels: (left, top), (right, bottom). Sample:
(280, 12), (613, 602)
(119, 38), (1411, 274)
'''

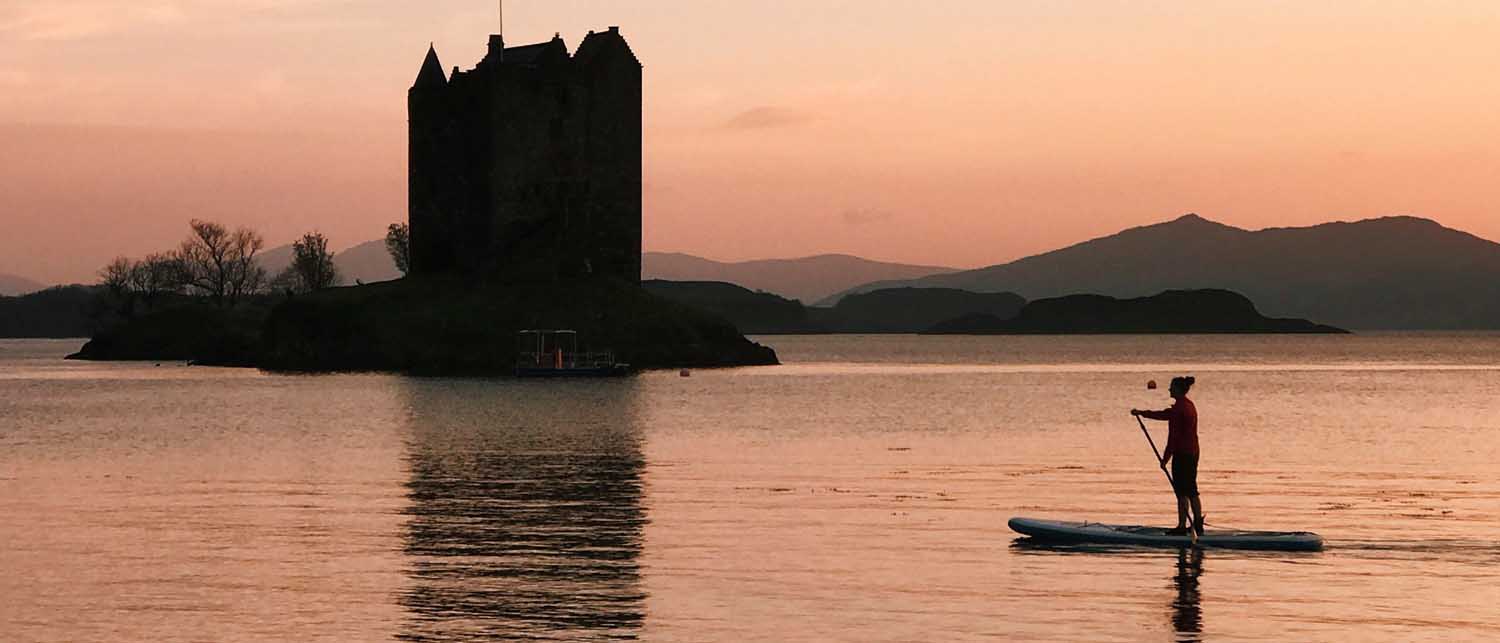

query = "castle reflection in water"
(396, 379), (647, 641)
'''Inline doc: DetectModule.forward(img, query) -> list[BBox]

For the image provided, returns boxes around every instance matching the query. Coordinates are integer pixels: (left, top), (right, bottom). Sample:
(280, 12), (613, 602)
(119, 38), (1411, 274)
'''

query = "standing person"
(1132, 376), (1203, 536)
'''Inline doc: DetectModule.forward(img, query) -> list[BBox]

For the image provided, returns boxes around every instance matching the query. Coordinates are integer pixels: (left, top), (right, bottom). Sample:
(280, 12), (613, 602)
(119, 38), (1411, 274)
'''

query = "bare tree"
(177, 219), (267, 307)
(100, 257), (136, 297)
(281, 232), (341, 294)
(132, 253), (187, 310)
(99, 256), (139, 317)
(224, 226), (267, 305)
(385, 223), (411, 276)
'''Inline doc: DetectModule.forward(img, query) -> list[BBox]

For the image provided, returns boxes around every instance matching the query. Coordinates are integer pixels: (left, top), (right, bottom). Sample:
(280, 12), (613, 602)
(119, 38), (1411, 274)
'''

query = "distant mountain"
(261, 247), (948, 299)
(0, 273), (46, 296)
(256, 245), (296, 275)
(826, 215), (1500, 329)
(819, 288), (1026, 333)
(335, 240), (402, 284)
(926, 290), (1344, 335)
(644, 252), (956, 305)
(259, 239), (401, 285)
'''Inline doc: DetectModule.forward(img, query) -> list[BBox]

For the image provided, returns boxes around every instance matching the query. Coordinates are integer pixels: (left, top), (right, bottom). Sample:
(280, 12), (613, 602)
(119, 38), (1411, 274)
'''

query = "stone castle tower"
(408, 28), (642, 281)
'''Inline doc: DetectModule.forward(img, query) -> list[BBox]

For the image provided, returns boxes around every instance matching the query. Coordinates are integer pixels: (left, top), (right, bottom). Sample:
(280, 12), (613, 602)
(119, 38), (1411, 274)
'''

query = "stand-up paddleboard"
(1009, 517), (1323, 551)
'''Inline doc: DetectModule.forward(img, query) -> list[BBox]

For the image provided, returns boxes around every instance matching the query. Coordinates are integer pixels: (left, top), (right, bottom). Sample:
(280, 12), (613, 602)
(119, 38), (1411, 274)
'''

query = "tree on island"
(274, 232), (341, 294)
(385, 223), (410, 276)
(98, 253), (188, 317)
(99, 257), (139, 317)
(133, 253), (188, 310)
(178, 219), (267, 308)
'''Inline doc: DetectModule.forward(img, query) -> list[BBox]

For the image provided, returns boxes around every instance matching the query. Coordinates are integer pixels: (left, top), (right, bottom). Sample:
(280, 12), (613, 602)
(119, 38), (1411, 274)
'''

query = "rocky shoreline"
(69, 276), (779, 374)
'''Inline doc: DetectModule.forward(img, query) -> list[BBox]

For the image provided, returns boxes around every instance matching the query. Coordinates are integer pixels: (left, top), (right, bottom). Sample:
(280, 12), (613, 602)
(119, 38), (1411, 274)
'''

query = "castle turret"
(409, 44), (455, 272)
(413, 44), (447, 89)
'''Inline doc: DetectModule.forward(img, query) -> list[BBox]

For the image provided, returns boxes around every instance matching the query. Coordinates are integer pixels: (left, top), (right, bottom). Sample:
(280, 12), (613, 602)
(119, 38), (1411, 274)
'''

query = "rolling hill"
(0, 273), (46, 296)
(820, 288), (1026, 333)
(825, 214), (1500, 329)
(257, 246), (949, 301)
(643, 252), (955, 305)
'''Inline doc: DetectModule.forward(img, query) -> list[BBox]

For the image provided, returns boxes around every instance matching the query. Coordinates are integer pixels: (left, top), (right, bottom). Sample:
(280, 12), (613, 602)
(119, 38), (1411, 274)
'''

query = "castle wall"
(408, 31), (642, 282)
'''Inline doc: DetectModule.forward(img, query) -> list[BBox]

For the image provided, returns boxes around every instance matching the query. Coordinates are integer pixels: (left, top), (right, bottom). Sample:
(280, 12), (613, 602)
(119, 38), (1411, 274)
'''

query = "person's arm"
(1133, 403), (1178, 465)
(1136, 407), (1173, 421)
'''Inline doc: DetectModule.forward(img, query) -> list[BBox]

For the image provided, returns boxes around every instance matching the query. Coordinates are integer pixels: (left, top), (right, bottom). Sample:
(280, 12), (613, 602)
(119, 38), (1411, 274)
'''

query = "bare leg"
(1189, 496), (1204, 524)
(1176, 496), (1190, 528)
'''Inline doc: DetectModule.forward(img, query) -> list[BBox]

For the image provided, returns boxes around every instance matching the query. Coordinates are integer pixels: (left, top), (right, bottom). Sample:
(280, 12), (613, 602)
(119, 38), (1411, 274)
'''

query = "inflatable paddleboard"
(1009, 517), (1323, 551)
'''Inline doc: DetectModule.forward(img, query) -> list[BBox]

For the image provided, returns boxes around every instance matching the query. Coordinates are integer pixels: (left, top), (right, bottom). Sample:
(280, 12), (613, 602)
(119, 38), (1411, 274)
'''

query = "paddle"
(1135, 414), (1174, 487)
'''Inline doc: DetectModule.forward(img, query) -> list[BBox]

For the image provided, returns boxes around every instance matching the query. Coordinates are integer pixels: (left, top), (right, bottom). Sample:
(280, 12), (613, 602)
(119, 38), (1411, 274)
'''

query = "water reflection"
(1171, 548), (1204, 641)
(397, 379), (647, 641)
(1009, 540), (1207, 640)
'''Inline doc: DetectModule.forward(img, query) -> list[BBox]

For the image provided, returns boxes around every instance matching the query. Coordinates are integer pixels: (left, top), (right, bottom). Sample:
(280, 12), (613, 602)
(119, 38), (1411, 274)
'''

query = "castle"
(408, 28), (642, 281)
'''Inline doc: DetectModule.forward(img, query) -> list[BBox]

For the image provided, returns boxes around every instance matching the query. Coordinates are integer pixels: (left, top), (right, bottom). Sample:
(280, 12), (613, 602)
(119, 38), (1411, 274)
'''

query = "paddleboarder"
(1132, 376), (1204, 536)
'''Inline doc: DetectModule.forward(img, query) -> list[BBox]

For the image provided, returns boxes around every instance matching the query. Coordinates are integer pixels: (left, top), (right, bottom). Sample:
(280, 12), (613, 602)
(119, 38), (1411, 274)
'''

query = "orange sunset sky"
(4, 1), (1500, 284)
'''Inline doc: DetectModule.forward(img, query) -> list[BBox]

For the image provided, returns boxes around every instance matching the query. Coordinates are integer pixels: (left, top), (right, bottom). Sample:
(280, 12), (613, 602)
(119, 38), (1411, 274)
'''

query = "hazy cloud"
(723, 106), (815, 131)
(0, 69), (30, 86)
(841, 208), (897, 226)
(252, 69), (288, 94)
(0, 1), (313, 40)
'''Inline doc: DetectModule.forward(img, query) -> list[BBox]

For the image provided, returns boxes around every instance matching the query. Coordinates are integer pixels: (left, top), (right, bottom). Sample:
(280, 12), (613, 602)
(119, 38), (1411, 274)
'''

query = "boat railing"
(517, 350), (617, 369)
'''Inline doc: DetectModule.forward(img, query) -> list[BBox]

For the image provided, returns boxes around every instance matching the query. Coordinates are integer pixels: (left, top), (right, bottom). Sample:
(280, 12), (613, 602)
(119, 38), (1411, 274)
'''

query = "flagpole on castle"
(498, 0), (504, 39)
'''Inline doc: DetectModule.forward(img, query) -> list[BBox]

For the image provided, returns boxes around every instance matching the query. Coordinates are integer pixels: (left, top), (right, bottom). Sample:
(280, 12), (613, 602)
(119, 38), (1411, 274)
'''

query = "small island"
(68, 28), (778, 374)
(924, 289), (1347, 335)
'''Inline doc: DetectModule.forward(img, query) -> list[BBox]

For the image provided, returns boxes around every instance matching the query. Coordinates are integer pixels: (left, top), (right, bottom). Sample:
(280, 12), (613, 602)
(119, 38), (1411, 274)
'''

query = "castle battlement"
(408, 28), (643, 281)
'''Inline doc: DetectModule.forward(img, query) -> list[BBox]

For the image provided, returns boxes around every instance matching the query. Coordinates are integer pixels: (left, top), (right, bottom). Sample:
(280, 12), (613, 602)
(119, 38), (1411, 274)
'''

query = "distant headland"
(924, 290), (1346, 335)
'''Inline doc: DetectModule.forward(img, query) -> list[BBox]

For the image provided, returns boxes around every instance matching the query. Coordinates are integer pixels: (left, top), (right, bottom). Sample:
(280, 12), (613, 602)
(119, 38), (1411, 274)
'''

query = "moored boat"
(515, 330), (631, 378)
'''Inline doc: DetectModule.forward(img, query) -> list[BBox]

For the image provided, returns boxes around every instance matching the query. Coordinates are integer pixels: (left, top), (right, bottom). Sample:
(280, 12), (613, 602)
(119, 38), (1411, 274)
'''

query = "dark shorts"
(1171, 453), (1200, 498)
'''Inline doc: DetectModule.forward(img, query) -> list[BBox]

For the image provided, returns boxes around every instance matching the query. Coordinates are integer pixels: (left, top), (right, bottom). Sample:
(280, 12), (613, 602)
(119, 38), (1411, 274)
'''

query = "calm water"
(3, 334), (1500, 641)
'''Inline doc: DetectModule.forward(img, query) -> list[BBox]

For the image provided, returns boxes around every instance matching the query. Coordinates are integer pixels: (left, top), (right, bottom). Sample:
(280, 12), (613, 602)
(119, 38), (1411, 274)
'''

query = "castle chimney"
(488, 34), (505, 62)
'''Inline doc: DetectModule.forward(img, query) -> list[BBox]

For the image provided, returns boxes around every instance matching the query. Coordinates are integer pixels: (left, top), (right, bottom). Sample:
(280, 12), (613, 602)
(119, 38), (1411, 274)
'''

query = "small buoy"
(680, 369), (691, 377)
(1146, 380), (1158, 390)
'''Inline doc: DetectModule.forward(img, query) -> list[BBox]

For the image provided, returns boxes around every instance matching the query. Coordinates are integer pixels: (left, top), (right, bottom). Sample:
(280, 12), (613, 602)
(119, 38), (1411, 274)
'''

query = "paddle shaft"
(1136, 415), (1175, 487)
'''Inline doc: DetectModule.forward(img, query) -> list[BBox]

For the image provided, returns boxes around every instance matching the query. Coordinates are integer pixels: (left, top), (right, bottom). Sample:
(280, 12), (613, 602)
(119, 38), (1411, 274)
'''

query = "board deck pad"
(1009, 517), (1324, 551)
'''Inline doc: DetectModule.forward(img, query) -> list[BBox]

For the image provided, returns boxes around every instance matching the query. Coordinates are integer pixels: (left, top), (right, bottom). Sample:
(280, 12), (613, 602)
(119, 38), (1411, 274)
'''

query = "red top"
(1141, 398), (1198, 458)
